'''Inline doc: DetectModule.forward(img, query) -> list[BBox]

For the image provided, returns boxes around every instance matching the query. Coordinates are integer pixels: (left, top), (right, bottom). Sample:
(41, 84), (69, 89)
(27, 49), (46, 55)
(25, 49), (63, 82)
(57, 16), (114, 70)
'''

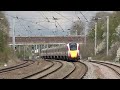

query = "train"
(41, 42), (81, 61)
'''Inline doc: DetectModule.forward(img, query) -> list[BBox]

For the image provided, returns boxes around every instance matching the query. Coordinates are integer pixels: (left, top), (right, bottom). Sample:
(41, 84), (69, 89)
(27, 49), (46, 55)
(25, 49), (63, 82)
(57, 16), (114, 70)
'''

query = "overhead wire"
(55, 11), (75, 23)
(7, 14), (71, 30)
(14, 23), (27, 36)
(16, 16), (39, 37)
(9, 17), (27, 37)
(75, 11), (82, 23)
(5, 12), (73, 36)
(79, 11), (89, 22)
(17, 17), (31, 34)
(40, 12), (67, 36)
(40, 12), (50, 22)
(53, 20), (57, 35)
(5, 13), (51, 30)
(53, 16), (65, 33)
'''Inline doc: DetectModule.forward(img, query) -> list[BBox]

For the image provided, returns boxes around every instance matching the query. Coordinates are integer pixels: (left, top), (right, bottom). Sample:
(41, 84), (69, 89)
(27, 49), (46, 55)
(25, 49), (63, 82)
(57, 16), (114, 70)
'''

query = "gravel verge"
(81, 60), (120, 79)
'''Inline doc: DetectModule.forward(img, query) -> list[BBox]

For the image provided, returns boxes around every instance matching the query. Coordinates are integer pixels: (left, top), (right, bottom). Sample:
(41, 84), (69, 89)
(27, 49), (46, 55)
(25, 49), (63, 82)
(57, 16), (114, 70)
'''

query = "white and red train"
(41, 42), (81, 61)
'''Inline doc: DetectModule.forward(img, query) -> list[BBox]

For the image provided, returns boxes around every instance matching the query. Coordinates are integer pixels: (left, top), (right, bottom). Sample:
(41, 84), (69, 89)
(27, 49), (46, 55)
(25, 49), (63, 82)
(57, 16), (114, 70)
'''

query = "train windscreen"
(69, 43), (77, 50)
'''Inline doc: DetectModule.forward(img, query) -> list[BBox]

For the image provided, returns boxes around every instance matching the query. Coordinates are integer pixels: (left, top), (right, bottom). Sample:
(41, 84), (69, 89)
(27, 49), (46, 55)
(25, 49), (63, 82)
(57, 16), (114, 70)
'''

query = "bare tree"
(70, 20), (85, 35)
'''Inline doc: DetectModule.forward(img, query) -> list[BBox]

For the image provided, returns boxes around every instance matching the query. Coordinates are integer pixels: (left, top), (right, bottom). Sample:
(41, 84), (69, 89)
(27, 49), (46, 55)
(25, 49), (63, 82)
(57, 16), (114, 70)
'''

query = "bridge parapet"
(8, 36), (85, 45)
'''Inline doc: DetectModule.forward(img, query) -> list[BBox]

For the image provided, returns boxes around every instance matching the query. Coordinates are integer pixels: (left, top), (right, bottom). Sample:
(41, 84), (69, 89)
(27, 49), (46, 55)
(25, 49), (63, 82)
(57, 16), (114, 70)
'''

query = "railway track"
(22, 60), (63, 79)
(89, 60), (120, 78)
(23, 60), (88, 79)
(0, 59), (88, 79)
(0, 60), (53, 79)
(39, 60), (63, 79)
(41, 60), (75, 79)
(63, 61), (88, 79)
(0, 60), (34, 73)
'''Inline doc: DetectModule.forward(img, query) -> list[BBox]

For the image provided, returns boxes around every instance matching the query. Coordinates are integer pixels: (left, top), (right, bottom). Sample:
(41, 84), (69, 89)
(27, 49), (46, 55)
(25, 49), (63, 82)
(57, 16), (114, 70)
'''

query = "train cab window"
(69, 43), (77, 50)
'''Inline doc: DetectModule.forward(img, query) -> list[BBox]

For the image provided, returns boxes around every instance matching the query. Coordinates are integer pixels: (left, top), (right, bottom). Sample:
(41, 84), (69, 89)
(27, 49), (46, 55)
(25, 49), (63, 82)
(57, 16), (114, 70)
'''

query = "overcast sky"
(4, 11), (113, 37)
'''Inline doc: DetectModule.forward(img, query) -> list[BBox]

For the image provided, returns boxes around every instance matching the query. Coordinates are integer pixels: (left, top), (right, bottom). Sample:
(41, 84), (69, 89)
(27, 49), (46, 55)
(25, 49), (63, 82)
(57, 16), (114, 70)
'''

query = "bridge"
(8, 35), (85, 58)
(8, 35), (85, 45)
(8, 36), (85, 56)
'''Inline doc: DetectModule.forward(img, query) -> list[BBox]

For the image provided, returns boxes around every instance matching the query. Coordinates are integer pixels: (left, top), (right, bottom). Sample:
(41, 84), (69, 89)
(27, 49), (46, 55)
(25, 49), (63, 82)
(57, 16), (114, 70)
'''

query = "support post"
(12, 18), (15, 55)
(95, 22), (97, 55)
(106, 16), (109, 56)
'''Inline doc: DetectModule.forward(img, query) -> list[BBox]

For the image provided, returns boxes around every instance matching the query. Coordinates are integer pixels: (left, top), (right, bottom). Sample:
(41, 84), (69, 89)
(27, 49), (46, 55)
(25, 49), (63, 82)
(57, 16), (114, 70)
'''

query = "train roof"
(41, 44), (66, 51)
(41, 42), (80, 51)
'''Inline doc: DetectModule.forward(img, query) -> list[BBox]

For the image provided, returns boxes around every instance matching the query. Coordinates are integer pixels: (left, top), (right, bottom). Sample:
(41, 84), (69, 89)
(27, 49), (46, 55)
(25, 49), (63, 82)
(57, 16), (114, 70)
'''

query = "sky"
(4, 11), (113, 37)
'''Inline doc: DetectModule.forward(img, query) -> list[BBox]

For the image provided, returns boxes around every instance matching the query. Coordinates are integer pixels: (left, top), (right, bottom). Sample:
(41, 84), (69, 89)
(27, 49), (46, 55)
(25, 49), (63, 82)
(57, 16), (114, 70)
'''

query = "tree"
(70, 20), (85, 35)
(0, 11), (9, 62)
(88, 11), (112, 40)
(108, 11), (120, 45)
(88, 11), (120, 55)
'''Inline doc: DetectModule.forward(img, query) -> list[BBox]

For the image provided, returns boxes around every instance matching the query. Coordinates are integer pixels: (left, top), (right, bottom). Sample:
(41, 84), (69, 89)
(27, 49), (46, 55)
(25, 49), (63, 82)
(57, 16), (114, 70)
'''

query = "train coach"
(41, 42), (81, 61)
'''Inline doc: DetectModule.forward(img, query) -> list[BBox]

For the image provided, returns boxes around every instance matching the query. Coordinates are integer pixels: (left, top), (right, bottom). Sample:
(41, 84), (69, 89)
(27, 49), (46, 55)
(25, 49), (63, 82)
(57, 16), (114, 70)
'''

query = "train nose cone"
(70, 51), (77, 58)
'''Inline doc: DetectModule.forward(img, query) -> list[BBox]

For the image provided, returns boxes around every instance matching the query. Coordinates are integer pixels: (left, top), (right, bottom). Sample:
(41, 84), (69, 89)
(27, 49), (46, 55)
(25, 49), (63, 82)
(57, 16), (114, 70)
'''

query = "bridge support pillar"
(23, 45), (26, 60)
(34, 45), (36, 51)
(36, 45), (38, 50)
(46, 44), (48, 48)
(18, 45), (21, 53)
(43, 44), (45, 49)
(38, 44), (41, 59)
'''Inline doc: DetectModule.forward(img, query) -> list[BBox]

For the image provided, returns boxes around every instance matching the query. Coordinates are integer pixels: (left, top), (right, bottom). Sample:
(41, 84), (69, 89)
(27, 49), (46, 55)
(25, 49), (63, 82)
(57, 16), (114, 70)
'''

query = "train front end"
(67, 43), (80, 61)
